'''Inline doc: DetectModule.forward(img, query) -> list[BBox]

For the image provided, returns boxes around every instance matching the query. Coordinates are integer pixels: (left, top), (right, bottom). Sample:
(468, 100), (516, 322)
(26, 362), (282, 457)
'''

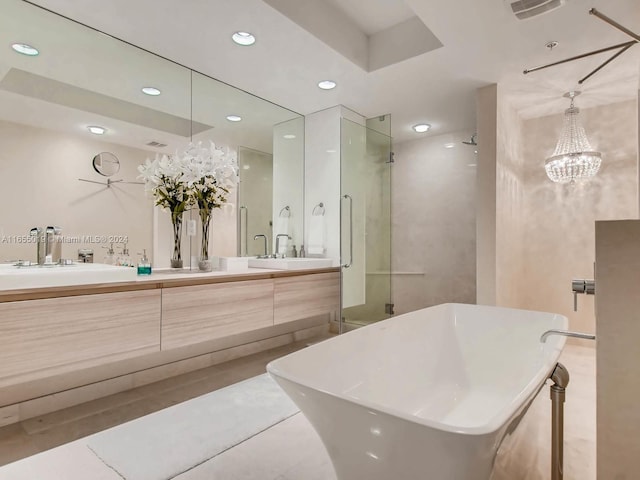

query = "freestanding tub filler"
(267, 303), (568, 480)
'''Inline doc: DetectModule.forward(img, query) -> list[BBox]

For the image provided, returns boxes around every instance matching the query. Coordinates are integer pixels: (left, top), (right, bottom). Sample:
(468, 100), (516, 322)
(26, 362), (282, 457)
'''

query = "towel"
(275, 216), (289, 254)
(307, 214), (325, 255)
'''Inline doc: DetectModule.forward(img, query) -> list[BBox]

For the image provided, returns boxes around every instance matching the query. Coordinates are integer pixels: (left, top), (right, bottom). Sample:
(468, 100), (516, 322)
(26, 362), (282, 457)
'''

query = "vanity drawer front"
(0, 290), (161, 384)
(161, 279), (274, 350)
(274, 272), (340, 325)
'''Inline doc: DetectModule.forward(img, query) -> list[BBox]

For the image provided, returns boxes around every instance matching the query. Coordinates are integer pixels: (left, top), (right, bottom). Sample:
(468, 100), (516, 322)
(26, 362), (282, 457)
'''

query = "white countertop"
(140, 267), (283, 282)
(0, 262), (339, 296)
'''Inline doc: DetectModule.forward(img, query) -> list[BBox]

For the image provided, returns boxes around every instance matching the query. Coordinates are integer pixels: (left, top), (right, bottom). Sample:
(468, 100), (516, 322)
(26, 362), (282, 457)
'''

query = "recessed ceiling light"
(87, 126), (106, 135)
(226, 115), (242, 122)
(232, 32), (256, 46)
(318, 80), (337, 90)
(141, 86), (161, 96)
(468, 164), (477, 167)
(326, 149), (337, 153)
(11, 43), (39, 56)
(412, 124), (430, 133)
(444, 143), (455, 149)
(243, 165), (251, 170)
(283, 134), (296, 139)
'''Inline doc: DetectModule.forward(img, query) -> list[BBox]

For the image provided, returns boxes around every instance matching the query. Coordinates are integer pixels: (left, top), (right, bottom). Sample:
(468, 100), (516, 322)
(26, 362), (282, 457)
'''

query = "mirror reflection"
(0, 0), (304, 269)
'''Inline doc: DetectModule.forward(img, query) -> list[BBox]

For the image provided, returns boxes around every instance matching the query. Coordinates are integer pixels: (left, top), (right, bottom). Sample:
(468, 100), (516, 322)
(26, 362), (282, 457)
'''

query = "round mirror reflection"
(92, 152), (120, 177)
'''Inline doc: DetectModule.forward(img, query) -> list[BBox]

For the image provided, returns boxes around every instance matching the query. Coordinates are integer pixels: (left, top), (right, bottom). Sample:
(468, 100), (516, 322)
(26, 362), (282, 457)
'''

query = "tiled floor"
(0, 335), (330, 467)
(0, 342), (596, 480)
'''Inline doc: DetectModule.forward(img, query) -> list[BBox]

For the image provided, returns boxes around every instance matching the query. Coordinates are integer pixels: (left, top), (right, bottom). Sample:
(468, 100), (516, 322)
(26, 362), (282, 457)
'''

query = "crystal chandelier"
(545, 91), (602, 184)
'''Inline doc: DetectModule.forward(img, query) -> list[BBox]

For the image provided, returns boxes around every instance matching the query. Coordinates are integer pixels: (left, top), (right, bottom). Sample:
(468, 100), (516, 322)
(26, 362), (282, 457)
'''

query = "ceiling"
(21, 0), (640, 143)
(0, 0), (301, 155)
(324, 0), (415, 36)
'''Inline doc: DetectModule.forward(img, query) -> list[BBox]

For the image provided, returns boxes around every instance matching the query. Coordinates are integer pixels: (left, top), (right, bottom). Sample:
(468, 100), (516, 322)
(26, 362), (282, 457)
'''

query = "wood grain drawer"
(0, 290), (161, 384)
(274, 272), (340, 325)
(161, 279), (274, 350)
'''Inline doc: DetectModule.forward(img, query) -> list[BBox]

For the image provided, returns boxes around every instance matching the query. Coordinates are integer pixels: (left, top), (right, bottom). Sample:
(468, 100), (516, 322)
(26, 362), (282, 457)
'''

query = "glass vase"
(198, 209), (213, 272)
(170, 212), (183, 269)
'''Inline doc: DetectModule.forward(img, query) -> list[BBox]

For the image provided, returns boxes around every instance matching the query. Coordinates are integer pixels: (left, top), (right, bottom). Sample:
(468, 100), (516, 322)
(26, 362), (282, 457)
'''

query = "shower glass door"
(340, 118), (392, 328)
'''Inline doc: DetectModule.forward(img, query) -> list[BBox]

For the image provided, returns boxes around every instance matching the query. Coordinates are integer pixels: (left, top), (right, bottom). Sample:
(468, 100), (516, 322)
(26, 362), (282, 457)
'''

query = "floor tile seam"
(86, 444), (128, 480)
(167, 411), (302, 480)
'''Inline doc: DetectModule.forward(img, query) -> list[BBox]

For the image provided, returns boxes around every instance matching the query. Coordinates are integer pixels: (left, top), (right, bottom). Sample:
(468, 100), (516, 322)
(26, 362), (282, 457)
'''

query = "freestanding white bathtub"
(267, 303), (568, 480)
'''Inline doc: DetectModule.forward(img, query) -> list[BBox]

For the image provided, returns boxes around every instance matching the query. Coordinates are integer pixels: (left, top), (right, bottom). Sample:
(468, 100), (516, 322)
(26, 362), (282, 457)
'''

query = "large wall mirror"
(0, 0), (303, 268)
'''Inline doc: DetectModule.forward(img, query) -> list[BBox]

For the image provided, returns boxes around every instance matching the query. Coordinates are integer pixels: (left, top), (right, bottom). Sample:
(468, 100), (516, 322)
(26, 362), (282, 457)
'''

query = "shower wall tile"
(391, 130), (477, 314)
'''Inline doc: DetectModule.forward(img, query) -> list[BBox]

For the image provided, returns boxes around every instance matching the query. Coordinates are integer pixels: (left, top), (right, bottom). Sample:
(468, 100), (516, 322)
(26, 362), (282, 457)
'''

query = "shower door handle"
(341, 194), (353, 268)
(239, 206), (248, 256)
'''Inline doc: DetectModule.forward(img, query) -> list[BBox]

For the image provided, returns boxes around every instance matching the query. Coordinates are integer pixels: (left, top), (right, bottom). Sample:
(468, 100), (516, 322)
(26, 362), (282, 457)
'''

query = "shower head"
(462, 134), (477, 146)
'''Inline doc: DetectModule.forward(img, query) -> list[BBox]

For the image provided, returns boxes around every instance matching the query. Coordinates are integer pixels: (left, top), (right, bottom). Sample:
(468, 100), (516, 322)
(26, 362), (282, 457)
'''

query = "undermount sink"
(0, 262), (137, 290)
(248, 257), (333, 270)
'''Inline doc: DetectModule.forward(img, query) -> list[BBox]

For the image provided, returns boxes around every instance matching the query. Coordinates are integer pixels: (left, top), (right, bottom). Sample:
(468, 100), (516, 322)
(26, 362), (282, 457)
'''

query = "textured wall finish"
(495, 92), (526, 308)
(519, 100), (638, 338)
(391, 130), (477, 314)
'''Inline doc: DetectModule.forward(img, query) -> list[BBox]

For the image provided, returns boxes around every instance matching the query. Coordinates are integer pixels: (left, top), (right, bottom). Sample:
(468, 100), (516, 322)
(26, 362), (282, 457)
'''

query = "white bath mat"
(86, 373), (299, 480)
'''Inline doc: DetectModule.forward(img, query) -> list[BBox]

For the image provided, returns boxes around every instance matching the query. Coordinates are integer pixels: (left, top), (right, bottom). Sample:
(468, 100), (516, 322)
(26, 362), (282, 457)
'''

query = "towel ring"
(312, 202), (325, 216)
(279, 206), (291, 218)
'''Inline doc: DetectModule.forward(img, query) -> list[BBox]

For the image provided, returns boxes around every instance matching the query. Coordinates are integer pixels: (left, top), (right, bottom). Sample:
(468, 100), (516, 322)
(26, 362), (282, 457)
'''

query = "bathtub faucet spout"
(540, 329), (596, 343)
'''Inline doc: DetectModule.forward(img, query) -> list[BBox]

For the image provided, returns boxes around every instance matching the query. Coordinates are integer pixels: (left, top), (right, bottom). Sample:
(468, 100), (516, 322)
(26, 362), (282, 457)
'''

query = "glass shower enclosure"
(340, 118), (392, 329)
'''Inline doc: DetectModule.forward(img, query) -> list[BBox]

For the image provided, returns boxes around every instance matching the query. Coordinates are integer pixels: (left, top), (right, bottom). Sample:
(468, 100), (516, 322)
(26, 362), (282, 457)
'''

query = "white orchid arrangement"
(138, 141), (238, 262)
(182, 142), (238, 259)
(138, 153), (191, 222)
(180, 141), (238, 218)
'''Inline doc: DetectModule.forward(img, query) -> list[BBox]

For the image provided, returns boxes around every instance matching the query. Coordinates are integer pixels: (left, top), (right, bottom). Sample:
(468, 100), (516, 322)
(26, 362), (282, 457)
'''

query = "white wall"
(392, 130), (477, 314)
(0, 119), (153, 264)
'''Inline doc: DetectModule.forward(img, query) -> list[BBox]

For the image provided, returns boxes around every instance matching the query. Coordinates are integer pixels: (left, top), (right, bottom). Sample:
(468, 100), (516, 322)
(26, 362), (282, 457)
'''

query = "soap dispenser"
(137, 249), (152, 275)
(103, 243), (115, 265)
(117, 243), (132, 267)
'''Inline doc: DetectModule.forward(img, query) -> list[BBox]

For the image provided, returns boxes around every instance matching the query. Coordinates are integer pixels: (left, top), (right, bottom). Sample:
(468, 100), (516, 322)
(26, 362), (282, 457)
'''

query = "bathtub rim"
(267, 302), (568, 436)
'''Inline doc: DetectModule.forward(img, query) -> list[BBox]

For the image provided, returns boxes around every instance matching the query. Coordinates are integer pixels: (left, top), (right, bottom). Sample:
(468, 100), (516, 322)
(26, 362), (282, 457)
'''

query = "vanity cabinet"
(0, 268), (340, 423)
(274, 272), (340, 325)
(0, 290), (161, 386)
(161, 279), (275, 350)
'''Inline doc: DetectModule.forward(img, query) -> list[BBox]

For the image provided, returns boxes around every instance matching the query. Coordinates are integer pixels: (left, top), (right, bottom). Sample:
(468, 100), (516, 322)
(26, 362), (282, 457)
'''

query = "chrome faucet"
(29, 226), (62, 264)
(253, 234), (269, 258)
(540, 329), (596, 343)
(45, 226), (62, 264)
(275, 234), (291, 259)
(29, 227), (44, 264)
